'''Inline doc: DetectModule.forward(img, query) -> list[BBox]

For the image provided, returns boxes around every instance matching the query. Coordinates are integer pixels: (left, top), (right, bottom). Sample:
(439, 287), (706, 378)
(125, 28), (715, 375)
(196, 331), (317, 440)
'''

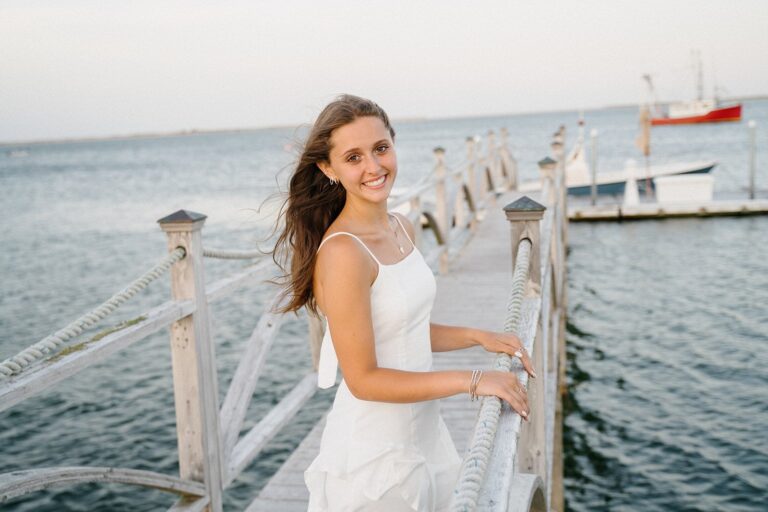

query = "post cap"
(538, 156), (557, 169)
(504, 195), (546, 212)
(157, 209), (207, 225)
(503, 196), (546, 221)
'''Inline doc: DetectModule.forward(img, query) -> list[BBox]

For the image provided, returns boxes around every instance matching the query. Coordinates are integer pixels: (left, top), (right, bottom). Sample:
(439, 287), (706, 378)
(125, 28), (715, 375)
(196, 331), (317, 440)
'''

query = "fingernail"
(521, 411), (528, 418)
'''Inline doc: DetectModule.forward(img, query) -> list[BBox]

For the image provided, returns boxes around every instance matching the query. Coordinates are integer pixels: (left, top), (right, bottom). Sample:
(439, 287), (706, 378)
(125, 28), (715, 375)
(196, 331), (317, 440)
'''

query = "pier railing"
(450, 127), (568, 512)
(0, 129), (518, 511)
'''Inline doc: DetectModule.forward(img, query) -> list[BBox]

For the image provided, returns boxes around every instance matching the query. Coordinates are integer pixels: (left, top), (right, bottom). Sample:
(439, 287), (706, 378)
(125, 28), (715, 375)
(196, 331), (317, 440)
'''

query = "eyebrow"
(340, 139), (390, 157)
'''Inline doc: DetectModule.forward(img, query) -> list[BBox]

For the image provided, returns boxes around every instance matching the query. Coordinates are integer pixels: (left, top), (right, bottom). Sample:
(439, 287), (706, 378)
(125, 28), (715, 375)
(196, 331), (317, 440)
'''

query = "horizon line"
(2, 94), (766, 147)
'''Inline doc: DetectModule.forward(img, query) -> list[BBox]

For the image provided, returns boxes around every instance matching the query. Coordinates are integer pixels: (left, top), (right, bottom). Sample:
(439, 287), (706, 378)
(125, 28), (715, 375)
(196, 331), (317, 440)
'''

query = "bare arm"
(430, 323), (536, 378)
(429, 323), (475, 351)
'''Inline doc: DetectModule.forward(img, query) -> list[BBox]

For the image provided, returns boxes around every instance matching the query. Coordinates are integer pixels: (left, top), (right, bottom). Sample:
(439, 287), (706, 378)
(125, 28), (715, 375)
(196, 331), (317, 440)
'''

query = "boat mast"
(642, 74), (659, 115)
(692, 49), (704, 101)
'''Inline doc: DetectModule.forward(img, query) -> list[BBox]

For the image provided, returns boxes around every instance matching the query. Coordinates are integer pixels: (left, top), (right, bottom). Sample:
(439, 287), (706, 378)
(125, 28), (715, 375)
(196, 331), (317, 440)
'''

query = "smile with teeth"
(363, 174), (387, 188)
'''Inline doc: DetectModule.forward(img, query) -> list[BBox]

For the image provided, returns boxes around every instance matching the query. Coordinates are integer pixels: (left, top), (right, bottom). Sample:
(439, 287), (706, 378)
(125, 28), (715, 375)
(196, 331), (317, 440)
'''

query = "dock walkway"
(248, 192), (519, 511)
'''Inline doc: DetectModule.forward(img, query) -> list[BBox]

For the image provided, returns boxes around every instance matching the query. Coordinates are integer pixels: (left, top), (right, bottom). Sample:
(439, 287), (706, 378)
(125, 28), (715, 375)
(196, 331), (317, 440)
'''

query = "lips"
(363, 174), (387, 188)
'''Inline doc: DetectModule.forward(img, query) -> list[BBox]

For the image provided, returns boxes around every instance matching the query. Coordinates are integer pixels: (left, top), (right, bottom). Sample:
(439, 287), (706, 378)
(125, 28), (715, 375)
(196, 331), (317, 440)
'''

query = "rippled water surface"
(565, 217), (768, 511)
(1, 101), (767, 510)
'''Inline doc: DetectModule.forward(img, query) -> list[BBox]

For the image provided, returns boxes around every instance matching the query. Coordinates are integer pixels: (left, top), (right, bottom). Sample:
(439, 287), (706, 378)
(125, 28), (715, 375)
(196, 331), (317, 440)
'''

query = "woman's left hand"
(474, 330), (537, 379)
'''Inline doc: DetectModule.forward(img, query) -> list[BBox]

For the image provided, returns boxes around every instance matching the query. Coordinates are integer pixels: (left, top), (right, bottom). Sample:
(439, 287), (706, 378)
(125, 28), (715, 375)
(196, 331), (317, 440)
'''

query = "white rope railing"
(450, 238), (533, 511)
(0, 247), (187, 378)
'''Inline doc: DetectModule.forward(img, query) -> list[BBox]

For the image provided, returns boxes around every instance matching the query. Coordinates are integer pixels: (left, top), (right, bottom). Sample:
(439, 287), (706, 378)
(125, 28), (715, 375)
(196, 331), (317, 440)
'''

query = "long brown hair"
(272, 94), (396, 314)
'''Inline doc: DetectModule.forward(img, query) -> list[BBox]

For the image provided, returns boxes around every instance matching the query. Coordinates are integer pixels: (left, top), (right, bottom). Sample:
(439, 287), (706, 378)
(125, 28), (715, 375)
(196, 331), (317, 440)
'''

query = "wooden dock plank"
(249, 194), (521, 511)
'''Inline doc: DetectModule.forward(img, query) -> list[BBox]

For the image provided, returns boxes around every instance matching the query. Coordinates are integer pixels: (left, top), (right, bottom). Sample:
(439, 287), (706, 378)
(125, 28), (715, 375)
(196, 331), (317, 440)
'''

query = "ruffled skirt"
(304, 391), (461, 512)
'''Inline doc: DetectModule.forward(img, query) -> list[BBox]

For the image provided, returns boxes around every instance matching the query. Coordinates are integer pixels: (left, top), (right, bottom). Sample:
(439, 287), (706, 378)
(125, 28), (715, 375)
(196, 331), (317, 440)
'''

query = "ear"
(317, 161), (337, 181)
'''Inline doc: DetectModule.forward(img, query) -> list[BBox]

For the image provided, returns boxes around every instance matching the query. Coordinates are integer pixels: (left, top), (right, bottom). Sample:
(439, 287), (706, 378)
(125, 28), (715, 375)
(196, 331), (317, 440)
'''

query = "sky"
(1, 0), (767, 142)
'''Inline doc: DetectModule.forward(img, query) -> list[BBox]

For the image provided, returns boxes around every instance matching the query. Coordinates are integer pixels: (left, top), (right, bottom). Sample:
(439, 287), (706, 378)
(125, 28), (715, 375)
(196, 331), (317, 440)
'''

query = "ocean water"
(1, 101), (766, 511)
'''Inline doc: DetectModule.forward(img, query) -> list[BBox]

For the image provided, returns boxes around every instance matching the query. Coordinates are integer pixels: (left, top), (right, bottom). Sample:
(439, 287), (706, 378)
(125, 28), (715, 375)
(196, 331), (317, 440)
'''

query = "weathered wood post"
(464, 136), (479, 231)
(590, 128), (599, 206)
(748, 120), (757, 200)
(500, 127), (518, 191)
(538, 156), (557, 207)
(158, 210), (224, 512)
(540, 152), (568, 512)
(409, 195), (424, 250)
(434, 147), (450, 274)
(466, 136), (479, 206)
(486, 130), (499, 200)
(551, 128), (569, 253)
(503, 197), (548, 494)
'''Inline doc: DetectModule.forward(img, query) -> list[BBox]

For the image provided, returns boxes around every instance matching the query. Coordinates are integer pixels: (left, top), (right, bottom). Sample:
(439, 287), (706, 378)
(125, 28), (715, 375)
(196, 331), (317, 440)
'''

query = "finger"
(505, 383), (529, 418)
(512, 347), (537, 378)
(509, 396), (530, 420)
(511, 382), (529, 410)
(522, 352), (537, 378)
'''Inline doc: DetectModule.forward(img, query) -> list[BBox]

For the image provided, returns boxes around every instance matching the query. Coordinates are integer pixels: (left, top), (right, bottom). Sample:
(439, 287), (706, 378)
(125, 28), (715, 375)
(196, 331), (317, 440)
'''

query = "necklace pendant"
(399, 245), (405, 254)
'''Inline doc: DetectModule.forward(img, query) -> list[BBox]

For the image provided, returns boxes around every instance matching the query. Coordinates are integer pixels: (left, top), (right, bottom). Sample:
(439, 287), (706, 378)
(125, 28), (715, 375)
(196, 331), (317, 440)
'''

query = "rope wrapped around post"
(450, 237), (533, 511)
(0, 247), (186, 378)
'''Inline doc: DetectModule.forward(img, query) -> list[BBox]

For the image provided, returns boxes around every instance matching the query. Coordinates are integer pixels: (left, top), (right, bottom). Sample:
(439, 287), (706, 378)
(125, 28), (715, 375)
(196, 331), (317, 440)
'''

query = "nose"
(366, 151), (382, 173)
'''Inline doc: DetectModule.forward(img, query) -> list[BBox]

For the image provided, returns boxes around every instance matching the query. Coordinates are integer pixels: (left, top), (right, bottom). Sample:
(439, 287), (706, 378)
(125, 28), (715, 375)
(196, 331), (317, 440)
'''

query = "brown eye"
(375, 144), (389, 153)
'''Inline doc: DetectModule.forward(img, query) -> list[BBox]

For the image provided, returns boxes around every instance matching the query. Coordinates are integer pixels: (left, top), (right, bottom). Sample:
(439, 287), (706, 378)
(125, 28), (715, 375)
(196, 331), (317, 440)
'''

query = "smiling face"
(318, 115), (397, 207)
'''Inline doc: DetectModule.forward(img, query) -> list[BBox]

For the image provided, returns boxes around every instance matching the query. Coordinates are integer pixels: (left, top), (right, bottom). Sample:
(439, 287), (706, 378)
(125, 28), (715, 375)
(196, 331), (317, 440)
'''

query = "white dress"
(304, 214), (462, 512)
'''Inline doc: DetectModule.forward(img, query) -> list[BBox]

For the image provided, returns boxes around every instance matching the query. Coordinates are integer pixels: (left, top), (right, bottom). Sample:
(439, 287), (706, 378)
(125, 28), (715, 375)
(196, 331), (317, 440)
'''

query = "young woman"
(272, 94), (535, 511)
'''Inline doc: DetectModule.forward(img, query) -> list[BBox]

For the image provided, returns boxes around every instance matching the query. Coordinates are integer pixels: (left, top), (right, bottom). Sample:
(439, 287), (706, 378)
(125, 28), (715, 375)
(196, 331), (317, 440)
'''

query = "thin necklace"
(388, 215), (405, 254)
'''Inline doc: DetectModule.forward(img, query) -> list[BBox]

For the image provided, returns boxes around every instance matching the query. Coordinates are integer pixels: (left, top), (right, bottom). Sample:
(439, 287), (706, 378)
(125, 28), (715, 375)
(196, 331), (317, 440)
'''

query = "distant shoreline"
(3, 95), (766, 148)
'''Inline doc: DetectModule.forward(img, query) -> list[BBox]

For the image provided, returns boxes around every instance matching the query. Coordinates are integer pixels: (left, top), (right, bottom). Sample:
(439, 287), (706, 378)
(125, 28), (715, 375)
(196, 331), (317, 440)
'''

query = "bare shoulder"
(314, 233), (377, 316)
(391, 211), (416, 242)
(315, 234), (377, 285)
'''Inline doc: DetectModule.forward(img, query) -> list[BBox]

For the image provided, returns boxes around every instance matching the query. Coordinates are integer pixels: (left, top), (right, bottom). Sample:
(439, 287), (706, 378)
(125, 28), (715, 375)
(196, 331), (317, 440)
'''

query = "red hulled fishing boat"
(644, 51), (742, 126)
(650, 99), (742, 126)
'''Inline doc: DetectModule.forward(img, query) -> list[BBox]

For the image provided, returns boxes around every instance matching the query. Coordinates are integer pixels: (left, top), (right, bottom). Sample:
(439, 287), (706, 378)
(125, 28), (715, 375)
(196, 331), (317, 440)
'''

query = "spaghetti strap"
(389, 212), (416, 249)
(317, 232), (382, 266)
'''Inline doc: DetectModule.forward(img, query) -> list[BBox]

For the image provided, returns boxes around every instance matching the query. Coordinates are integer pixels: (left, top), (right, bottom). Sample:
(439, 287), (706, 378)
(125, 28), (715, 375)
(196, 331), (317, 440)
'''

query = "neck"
(337, 200), (390, 232)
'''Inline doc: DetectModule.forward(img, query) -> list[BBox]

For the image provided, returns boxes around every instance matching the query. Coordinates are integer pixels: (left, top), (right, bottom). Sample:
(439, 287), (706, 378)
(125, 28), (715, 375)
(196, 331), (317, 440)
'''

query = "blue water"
(1, 101), (767, 510)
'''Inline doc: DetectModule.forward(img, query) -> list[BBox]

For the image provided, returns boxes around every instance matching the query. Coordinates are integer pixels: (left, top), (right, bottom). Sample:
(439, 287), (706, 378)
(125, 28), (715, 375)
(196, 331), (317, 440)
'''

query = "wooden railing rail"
(450, 127), (567, 512)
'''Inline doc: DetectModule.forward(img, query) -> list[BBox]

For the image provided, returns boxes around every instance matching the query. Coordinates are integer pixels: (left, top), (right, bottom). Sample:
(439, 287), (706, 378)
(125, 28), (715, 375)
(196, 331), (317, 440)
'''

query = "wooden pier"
(569, 198), (768, 221)
(1, 127), (569, 512)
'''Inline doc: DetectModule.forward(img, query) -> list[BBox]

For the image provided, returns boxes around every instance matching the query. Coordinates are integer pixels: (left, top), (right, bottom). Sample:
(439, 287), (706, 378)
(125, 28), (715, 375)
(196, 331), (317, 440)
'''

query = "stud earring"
(329, 176), (338, 185)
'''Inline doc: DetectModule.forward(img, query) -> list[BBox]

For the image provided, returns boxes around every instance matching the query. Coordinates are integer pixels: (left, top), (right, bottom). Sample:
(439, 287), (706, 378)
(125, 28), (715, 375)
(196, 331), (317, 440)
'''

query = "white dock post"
(409, 195), (424, 249)
(590, 128), (599, 206)
(623, 159), (640, 207)
(434, 147), (450, 274)
(503, 197), (547, 494)
(500, 127), (518, 190)
(749, 120), (757, 200)
(466, 136), (479, 214)
(487, 130), (498, 191)
(158, 210), (224, 512)
(538, 156), (557, 206)
(551, 127), (568, 249)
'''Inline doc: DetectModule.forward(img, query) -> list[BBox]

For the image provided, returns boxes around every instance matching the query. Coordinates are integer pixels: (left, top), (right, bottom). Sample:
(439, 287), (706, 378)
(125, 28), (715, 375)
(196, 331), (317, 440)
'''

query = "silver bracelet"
(469, 369), (484, 401)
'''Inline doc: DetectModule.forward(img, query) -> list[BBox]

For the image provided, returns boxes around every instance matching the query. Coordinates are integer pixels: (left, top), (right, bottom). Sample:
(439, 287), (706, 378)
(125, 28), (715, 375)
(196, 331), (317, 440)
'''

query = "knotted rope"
(0, 247), (186, 378)
(450, 238), (532, 511)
